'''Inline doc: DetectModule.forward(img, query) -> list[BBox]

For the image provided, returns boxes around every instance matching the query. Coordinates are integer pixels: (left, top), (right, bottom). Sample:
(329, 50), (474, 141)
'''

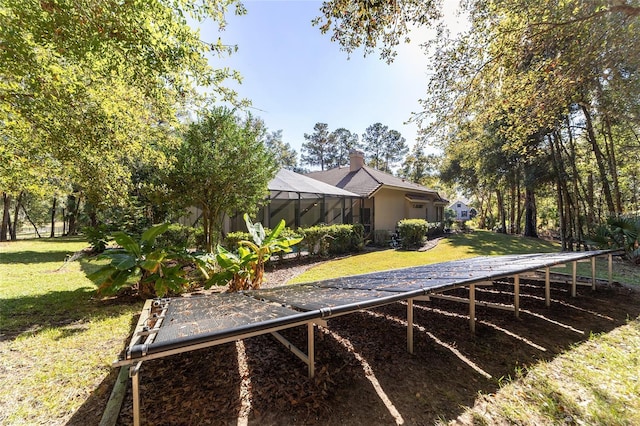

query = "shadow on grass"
(0, 287), (142, 342)
(0, 250), (80, 265)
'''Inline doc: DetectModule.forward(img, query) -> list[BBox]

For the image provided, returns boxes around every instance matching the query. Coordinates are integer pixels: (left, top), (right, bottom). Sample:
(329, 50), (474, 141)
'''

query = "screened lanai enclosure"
(227, 169), (362, 232)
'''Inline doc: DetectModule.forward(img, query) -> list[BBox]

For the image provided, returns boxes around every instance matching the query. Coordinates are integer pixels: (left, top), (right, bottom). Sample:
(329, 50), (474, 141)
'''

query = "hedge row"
(224, 223), (364, 256)
(396, 219), (444, 249)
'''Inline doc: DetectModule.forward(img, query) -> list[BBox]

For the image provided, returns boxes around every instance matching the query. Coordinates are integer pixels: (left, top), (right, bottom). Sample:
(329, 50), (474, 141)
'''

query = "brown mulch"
(86, 249), (640, 426)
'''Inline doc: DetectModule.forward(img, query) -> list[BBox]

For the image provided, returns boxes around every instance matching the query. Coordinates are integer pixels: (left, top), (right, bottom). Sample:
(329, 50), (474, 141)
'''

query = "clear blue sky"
(197, 0), (467, 159)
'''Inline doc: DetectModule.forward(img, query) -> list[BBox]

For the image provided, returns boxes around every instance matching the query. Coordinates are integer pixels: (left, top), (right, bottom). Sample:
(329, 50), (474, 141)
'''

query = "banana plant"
(207, 214), (303, 291)
(88, 223), (208, 298)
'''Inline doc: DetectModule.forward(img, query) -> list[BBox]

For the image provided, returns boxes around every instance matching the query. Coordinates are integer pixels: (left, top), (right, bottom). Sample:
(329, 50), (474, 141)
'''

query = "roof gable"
(307, 165), (446, 201)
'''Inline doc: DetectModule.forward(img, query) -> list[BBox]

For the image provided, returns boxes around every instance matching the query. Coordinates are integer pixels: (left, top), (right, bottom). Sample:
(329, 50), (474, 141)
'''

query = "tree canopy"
(1, 0), (246, 239)
(168, 107), (277, 251)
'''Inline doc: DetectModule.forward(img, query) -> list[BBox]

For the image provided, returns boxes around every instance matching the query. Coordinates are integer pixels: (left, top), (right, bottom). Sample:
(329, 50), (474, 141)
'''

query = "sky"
(196, 0), (468, 159)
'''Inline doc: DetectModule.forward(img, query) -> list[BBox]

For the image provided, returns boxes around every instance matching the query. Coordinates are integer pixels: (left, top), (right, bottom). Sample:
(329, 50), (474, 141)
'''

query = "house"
(179, 169), (361, 233)
(448, 200), (475, 221)
(232, 168), (361, 231)
(306, 151), (448, 234)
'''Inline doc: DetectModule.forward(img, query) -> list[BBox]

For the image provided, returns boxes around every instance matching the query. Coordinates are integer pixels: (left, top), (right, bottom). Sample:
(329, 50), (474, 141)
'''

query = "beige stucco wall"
(373, 188), (411, 231)
(373, 187), (444, 232)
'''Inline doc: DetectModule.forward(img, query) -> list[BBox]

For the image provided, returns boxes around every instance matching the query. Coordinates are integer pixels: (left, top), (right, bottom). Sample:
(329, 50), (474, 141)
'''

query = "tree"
(301, 123), (335, 170)
(314, 0), (442, 63)
(168, 107), (278, 252)
(362, 123), (407, 172)
(264, 130), (298, 170)
(399, 142), (438, 185)
(329, 128), (361, 167)
(1, 0), (246, 236)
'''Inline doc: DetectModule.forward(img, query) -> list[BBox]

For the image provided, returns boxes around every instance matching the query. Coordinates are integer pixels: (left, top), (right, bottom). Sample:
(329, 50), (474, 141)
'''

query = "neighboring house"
(448, 200), (476, 221)
(306, 151), (448, 234)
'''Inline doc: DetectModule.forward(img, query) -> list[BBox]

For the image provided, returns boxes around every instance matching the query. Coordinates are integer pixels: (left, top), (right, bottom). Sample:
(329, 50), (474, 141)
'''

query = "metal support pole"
(572, 261), (577, 297)
(545, 267), (550, 308)
(608, 253), (613, 285)
(407, 298), (414, 353)
(514, 275), (520, 319)
(307, 323), (315, 378)
(469, 284), (476, 333)
(591, 257), (596, 291)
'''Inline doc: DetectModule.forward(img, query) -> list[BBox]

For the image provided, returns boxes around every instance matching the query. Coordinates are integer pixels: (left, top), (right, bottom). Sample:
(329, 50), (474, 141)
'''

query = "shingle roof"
(307, 165), (447, 202)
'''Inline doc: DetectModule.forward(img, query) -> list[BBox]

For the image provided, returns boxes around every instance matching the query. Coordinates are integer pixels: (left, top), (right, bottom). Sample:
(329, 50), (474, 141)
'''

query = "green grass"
(0, 238), (142, 425)
(292, 230), (561, 283)
(460, 318), (640, 425)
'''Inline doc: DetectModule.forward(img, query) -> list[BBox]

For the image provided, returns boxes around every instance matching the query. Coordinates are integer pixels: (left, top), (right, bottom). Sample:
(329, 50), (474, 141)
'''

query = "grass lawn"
(0, 238), (142, 425)
(1, 231), (638, 425)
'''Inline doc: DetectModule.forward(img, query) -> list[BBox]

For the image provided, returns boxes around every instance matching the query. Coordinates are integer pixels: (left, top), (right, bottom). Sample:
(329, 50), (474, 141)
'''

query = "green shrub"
(82, 224), (110, 253)
(155, 224), (198, 250)
(397, 219), (429, 249)
(299, 224), (364, 255)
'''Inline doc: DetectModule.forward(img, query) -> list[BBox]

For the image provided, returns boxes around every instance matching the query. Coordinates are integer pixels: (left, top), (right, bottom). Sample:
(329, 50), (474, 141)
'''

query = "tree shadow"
(0, 287), (141, 342)
(0, 250), (80, 265)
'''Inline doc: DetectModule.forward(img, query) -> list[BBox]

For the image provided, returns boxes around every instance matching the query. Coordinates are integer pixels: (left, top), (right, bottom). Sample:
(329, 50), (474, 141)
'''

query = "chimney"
(349, 150), (365, 172)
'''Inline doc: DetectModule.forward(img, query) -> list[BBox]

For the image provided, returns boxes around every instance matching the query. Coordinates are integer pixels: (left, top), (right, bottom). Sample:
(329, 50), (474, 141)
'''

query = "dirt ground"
(73, 256), (640, 426)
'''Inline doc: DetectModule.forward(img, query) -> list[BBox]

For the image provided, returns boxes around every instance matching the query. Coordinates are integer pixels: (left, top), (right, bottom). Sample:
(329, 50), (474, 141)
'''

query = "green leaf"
(112, 232), (141, 258)
(109, 253), (137, 271)
(141, 223), (170, 246)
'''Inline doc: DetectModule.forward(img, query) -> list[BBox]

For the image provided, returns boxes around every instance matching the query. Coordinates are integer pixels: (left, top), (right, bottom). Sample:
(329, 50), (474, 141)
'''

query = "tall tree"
(329, 128), (361, 167)
(362, 123), (407, 172)
(264, 130), (298, 170)
(301, 123), (335, 170)
(361, 123), (389, 170)
(168, 107), (277, 252)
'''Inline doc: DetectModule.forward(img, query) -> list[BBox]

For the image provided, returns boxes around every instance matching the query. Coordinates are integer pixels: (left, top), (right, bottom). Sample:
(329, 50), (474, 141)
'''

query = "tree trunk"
(50, 197), (57, 238)
(11, 191), (24, 240)
(1, 193), (11, 242)
(523, 186), (538, 238)
(602, 116), (623, 213)
(496, 188), (506, 233)
(21, 203), (42, 238)
(581, 104), (615, 215)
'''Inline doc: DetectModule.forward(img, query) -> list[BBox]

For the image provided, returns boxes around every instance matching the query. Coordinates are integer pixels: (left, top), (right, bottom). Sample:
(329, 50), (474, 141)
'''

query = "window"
(461, 210), (468, 218)
(457, 203), (461, 208)
(412, 204), (424, 209)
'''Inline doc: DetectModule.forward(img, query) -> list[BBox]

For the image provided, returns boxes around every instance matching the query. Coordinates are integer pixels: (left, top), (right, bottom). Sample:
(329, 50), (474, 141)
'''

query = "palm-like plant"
(588, 215), (640, 263)
(88, 223), (208, 298)
(208, 214), (303, 291)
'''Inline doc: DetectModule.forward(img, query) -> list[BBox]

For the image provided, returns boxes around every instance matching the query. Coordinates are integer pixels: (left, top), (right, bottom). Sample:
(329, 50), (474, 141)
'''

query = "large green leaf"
(87, 266), (118, 285)
(112, 232), (141, 258)
(263, 219), (285, 245)
(141, 223), (170, 246)
(109, 253), (137, 271)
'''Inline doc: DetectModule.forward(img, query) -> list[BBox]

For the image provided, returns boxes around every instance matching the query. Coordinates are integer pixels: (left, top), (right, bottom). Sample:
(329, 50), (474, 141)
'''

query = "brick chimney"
(349, 150), (365, 172)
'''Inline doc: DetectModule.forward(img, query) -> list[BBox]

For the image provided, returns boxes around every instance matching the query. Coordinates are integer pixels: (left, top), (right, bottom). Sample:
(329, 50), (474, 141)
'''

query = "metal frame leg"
(591, 257), (596, 290)
(469, 284), (476, 333)
(407, 298), (414, 353)
(130, 362), (142, 426)
(545, 267), (551, 307)
(571, 261), (577, 297)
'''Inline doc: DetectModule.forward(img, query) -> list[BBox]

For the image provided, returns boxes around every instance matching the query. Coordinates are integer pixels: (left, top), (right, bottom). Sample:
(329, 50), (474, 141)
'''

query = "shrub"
(208, 214), (303, 291)
(373, 229), (391, 246)
(87, 223), (211, 298)
(83, 224), (110, 254)
(155, 223), (198, 250)
(299, 224), (364, 255)
(397, 219), (429, 249)
(588, 215), (640, 264)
